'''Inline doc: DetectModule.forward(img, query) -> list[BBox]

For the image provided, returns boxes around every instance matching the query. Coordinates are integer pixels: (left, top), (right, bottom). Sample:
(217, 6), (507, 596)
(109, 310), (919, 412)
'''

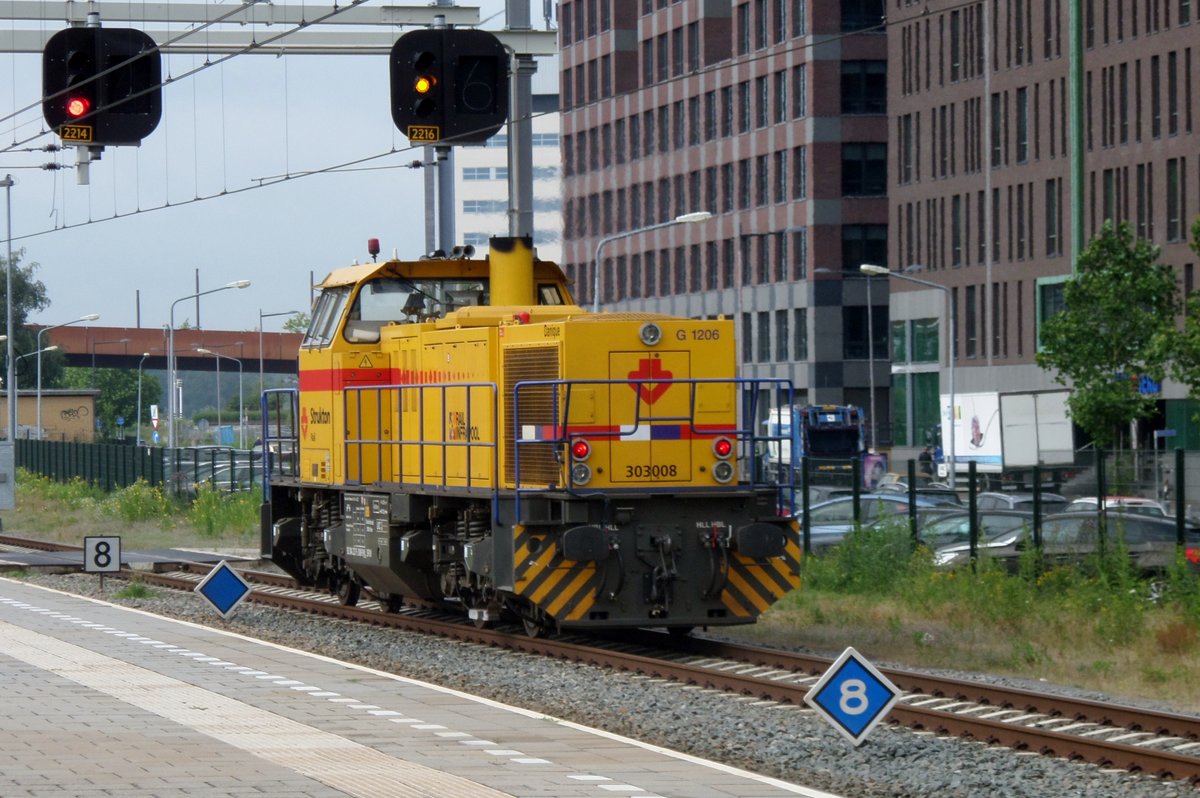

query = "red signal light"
(570, 439), (591, 461)
(712, 437), (734, 458)
(66, 96), (90, 118)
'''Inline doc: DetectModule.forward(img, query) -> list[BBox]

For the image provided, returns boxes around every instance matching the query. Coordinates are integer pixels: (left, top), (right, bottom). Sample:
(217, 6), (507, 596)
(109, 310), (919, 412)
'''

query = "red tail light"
(712, 437), (733, 459)
(570, 439), (591, 461)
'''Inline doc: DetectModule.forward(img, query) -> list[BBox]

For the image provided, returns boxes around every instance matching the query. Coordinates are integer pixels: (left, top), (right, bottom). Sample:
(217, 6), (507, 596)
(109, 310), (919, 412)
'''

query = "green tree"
(1169, 218), (1200, 393)
(62, 367), (161, 441)
(1035, 220), (1178, 448)
(0, 249), (53, 389)
(282, 313), (309, 333)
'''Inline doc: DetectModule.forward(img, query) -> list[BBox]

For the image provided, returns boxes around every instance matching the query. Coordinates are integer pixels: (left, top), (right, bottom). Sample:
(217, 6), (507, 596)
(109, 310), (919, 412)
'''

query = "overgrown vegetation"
(12, 469), (259, 548)
(743, 519), (1200, 707)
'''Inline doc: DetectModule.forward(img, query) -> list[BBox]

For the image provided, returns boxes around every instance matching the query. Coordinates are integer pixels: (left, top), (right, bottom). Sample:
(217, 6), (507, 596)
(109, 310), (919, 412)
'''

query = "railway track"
(4, 534), (1199, 785)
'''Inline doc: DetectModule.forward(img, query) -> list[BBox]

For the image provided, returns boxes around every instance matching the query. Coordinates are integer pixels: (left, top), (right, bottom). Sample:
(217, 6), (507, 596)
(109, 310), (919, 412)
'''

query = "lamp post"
(168, 280), (251, 449)
(861, 263), (956, 484)
(259, 309), (302, 395)
(197, 348), (245, 448)
(591, 211), (713, 313)
(864, 270), (878, 451)
(19, 346), (57, 439)
(2, 174), (13, 448)
(37, 313), (100, 440)
(135, 352), (151, 446)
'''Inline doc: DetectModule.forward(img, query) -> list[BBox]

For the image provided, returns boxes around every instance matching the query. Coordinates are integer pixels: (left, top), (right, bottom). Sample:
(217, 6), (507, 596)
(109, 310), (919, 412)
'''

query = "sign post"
(84, 535), (121, 590)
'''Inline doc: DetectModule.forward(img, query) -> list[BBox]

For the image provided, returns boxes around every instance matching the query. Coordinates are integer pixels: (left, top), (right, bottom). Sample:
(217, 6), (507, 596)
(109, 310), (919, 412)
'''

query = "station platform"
(0, 577), (834, 798)
(0, 546), (247, 571)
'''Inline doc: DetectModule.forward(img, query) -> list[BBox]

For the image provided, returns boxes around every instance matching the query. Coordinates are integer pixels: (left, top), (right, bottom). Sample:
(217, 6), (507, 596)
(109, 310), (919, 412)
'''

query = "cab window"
(304, 287), (351, 348)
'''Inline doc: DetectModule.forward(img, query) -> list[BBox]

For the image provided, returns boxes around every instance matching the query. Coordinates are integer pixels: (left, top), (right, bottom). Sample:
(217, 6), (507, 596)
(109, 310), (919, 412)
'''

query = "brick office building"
(886, 0), (1199, 453)
(558, 0), (892, 440)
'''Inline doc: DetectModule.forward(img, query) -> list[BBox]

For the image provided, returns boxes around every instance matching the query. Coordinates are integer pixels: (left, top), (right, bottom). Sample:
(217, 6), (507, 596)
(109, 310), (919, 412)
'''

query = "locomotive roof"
(317, 256), (567, 290)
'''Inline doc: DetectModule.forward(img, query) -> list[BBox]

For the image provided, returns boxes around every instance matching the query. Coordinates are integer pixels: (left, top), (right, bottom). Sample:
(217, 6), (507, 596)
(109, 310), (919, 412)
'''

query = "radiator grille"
(504, 346), (561, 486)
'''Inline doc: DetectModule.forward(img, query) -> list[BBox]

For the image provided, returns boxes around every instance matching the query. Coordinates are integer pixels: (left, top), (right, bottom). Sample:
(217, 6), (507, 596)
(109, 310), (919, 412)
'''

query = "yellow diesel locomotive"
(261, 237), (800, 634)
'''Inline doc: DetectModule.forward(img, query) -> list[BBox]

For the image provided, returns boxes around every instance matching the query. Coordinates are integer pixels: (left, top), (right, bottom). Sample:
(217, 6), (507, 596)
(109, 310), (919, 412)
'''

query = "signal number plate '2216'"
(406, 125), (440, 142)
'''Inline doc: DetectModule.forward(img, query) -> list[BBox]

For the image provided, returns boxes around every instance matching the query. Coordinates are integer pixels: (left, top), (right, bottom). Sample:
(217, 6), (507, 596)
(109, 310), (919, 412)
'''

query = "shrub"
(102, 479), (172, 523)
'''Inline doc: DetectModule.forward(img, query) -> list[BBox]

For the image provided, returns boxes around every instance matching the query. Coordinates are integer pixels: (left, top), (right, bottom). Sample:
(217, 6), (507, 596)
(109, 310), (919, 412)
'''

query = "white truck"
(940, 389), (1076, 489)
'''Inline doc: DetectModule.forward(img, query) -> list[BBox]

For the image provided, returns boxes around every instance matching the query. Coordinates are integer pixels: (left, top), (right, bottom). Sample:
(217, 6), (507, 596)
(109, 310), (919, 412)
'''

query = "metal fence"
(792, 446), (1200, 556)
(16, 440), (260, 499)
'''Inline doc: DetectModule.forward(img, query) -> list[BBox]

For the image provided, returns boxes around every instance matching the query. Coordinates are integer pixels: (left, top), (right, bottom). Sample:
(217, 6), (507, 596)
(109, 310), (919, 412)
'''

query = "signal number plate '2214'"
(58, 124), (93, 143)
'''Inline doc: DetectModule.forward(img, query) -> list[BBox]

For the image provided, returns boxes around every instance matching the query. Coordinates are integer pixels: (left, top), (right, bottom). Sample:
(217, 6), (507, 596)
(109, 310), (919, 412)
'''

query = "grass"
(6, 471), (1199, 710)
(726, 521), (1200, 711)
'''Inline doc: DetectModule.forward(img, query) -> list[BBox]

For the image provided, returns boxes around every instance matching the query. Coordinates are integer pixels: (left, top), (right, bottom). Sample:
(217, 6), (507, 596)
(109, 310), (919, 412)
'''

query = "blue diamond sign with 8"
(804, 646), (901, 746)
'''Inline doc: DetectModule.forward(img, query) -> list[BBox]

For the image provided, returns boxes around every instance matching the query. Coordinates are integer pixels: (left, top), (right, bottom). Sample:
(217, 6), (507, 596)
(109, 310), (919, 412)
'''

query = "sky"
(0, 0), (538, 333)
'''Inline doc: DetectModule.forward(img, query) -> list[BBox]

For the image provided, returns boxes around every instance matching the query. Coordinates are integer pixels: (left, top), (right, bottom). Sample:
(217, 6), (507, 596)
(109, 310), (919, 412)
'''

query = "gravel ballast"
(10, 572), (1196, 798)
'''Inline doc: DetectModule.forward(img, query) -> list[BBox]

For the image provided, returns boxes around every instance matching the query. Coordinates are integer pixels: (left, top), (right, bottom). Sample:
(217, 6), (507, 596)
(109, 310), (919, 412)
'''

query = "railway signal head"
(43, 26), (162, 146)
(390, 28), (509, 145)
(390, 29), (446, 142)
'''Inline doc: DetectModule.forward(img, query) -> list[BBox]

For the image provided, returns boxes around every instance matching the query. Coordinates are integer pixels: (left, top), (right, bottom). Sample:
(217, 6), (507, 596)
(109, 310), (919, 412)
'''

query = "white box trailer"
(939, 389), (1076, 486)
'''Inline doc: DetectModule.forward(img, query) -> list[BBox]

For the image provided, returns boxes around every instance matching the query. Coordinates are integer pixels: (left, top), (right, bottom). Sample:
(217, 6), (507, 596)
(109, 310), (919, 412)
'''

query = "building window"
(842, 224), (888, 272)
(1045, 178), (1062, 256)
(841, 0), (883, 31)
(1016, 87), (1029, 162)
(776, 309), (789, 361)
(757, 311), (771, 362)
(792, 145), (808, 199)
(841, 143), (887, 196)
(1167, 158), (1184, 241)
(687, 22), (700, 72)
(792, 64), (807, 117)
(738, 3), (750, 54)
(841, 60), (886, 114)
(794, 308), (808, 360)
(755, 76), (769, 127)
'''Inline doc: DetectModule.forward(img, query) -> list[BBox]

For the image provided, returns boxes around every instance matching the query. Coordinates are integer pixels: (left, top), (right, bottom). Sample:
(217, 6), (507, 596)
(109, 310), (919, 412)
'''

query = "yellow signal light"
(414, 75), (436, 94)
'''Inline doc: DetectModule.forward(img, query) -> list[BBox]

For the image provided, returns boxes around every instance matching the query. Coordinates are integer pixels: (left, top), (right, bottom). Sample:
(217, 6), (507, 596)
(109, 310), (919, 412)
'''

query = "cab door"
(608, 350), (692, 485)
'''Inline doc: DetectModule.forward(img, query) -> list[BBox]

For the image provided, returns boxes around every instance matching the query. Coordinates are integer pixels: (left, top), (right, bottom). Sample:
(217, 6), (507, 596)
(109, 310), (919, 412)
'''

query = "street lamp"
(861, 263), (956, 484)
(135, 352), (151, 447)
(197, 348), (245, 448)
(168, 280), (251, 449)
(259, 309), (302, 395)
(863, 269), (879, 451)
(18, 346), (57, 439)
(37, 313), (100, 440)
(591, 211), (713, 313)
(2, 174), (13, 448)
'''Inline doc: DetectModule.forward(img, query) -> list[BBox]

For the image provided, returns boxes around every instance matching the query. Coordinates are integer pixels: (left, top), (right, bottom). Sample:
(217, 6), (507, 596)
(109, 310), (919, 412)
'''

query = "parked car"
(934, 511), (1200, 573)
(1063, 496), (1167, 517)
(798, 494), (958, 552)
(975, 491), (1069, 513)
(906, 510), (1035, 550)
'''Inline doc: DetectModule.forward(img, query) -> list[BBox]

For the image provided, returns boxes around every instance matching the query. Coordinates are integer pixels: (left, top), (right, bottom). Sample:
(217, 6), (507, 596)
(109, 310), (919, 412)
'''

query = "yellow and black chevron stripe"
(512, 525), (601, 623)
(512, 522), (802, 625)
(719, 527), (802, 618)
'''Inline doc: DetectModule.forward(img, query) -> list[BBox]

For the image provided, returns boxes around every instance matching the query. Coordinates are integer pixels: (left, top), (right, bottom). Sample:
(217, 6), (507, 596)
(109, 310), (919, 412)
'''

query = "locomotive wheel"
(667, 625), (695, 638)
(337, 577), (361, 607)
(522, 616), (545, 638)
